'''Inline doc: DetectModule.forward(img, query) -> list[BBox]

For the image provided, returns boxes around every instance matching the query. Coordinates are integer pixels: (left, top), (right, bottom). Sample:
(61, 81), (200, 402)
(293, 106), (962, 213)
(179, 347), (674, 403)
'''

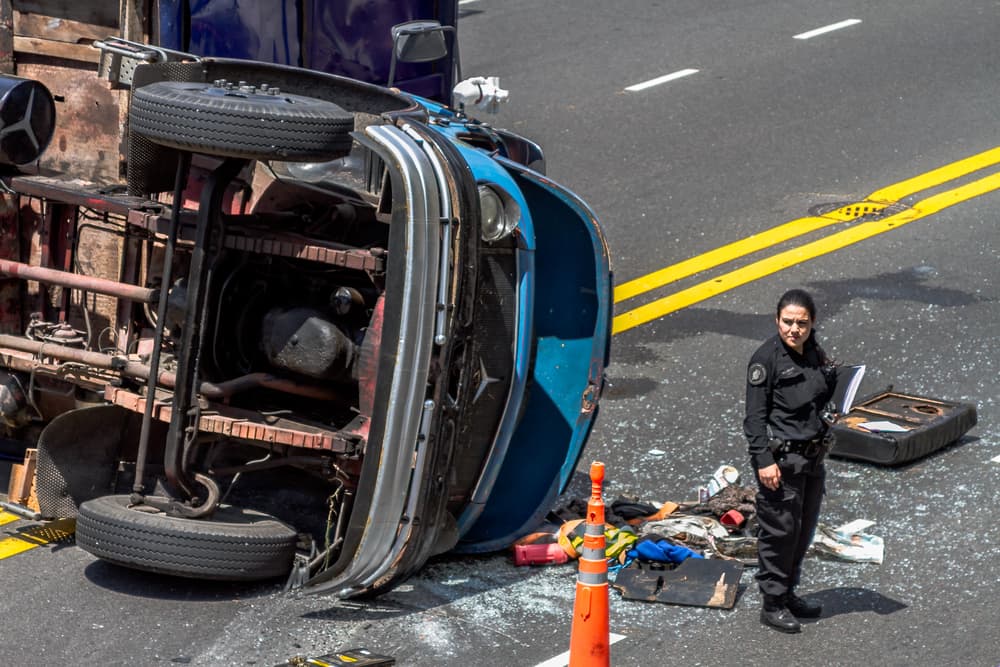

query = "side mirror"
(387, 20), (460, 90)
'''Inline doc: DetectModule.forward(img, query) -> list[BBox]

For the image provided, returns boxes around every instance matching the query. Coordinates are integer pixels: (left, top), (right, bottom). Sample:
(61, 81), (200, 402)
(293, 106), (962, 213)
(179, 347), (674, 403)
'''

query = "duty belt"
(777, 437), (826, 458)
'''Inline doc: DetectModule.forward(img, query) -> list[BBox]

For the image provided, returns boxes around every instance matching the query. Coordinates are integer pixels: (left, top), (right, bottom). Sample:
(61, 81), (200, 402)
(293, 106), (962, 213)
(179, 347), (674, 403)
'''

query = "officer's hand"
(757, 463), (781, 491)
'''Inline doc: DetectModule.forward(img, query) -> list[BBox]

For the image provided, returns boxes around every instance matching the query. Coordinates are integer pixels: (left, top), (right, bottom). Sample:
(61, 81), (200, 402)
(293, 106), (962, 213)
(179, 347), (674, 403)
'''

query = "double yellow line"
(613, 146), (1000, 334)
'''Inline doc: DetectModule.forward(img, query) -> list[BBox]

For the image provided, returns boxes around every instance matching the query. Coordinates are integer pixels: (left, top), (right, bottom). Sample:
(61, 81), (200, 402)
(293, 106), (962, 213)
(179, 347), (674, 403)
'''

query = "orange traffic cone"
(568, 461), (610, 667)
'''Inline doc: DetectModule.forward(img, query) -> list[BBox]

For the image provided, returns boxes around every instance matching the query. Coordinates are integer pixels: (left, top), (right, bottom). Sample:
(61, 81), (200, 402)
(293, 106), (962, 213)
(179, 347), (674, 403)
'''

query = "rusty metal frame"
(127, 208), (386, 273)
(0, 258), (157, 303)
(105, 385), (357, 453)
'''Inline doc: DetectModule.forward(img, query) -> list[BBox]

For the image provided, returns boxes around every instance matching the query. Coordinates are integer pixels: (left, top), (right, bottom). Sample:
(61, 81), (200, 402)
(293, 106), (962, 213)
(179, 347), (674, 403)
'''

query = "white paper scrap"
(858, 420), (910, 433)
(834, 519), (876, 535)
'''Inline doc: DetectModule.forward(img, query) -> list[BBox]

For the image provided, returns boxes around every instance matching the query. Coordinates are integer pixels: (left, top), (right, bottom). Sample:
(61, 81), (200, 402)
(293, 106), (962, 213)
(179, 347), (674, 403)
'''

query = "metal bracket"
(94, 37), (199, 88)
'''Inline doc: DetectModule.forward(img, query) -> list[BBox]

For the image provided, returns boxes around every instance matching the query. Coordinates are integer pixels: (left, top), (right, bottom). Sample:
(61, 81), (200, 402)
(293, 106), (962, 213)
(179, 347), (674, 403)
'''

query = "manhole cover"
(808, 201), (910, 221)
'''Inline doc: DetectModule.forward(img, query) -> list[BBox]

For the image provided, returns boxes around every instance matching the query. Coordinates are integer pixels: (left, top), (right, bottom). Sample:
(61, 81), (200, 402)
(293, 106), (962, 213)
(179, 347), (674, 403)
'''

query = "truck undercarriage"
(0, 46), (505, 595)
(0, 0), (611, 598)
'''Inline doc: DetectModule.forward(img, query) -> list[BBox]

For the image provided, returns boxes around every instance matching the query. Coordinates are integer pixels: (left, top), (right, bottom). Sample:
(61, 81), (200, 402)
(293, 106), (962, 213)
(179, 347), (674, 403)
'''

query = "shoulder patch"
(748, 362), (767, 386)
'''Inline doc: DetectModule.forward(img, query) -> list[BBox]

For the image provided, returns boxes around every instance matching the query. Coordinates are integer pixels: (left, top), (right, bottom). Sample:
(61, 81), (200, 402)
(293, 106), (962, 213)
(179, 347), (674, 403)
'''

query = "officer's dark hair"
(776, 289), (833, 365)
(776, 288), (817, 321)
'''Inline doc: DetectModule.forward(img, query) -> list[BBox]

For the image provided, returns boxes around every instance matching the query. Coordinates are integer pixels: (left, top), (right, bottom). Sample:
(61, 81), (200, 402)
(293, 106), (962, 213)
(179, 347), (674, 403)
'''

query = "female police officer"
(744, 288), (836, 633)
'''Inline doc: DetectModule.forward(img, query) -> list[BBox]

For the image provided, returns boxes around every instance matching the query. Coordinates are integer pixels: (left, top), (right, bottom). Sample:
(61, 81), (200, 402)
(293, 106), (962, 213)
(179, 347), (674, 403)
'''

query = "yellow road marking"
(867, 144), (1000, 203)
(613, 202), (889, 303)
(614, 145), (1000, 305)
(613, 169), (1000, 334)
(0, 517), (75, 560)
(0, 511), (20, 527)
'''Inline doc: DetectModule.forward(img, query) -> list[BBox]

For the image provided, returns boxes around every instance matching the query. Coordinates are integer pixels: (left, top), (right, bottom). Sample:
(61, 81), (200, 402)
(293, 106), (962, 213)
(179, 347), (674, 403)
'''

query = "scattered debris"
(811, 519), (884, 563)
(720, 509), (745, 529)
(706, 464), (741, 497)
(626, 535), (703, 564)
(277, 648), (395, 666)
(558, 520), (638, 560)
(513, 543), (569, 566)
(831, 390), (977, 464)
(519, 462), (889, 611)
(612, 558), (743, 609)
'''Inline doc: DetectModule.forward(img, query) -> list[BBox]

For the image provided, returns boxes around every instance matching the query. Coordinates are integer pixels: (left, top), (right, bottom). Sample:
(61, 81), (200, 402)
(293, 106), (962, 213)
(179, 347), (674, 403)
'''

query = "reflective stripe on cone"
(569, 462), (610, 667)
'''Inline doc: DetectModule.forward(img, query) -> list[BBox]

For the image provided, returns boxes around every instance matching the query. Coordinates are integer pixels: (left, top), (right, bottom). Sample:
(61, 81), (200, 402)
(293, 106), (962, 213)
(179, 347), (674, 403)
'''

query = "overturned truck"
(0, 1), (611, 596)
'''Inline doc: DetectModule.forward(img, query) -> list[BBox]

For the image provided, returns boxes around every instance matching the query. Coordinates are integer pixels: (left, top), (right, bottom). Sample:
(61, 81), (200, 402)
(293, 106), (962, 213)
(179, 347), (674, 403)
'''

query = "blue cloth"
(607, 554), (634, 578)
(627, 539), (703, 564)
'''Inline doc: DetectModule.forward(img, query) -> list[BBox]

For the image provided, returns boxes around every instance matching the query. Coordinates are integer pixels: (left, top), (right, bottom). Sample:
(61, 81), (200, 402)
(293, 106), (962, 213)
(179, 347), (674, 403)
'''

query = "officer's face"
(776, 304), (812, 353)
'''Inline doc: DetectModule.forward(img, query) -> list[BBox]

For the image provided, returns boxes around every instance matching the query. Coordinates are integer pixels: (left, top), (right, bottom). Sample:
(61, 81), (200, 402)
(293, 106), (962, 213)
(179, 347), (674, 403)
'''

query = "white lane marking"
(990, 454), (1000, 464)
(625, 68), (699, 92)
(534, 633), (627, 667)
(794, 19), (862, 40)
(459, 0), (479, 4)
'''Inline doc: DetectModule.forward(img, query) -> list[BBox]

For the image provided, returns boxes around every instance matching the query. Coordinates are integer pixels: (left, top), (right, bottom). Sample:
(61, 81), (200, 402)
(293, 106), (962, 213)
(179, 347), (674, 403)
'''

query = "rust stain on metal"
(0, 259), (155, 303)
(11, 176), (157, 217)
(18, 60), (125, 184)
(105, 386), (354, 452)
(0, 192), (21, 333)
(128, 208), (384, 271)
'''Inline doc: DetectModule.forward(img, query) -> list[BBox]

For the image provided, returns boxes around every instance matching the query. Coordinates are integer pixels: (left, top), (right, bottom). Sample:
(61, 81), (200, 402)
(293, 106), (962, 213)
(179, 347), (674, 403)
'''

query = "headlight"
(478, 185), (518, 242)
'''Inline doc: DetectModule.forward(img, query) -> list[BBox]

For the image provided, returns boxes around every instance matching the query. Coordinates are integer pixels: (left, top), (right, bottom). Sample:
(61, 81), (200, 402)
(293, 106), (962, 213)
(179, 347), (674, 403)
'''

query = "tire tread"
(77, 495), (298, 581)
(129, 82), (354, 161)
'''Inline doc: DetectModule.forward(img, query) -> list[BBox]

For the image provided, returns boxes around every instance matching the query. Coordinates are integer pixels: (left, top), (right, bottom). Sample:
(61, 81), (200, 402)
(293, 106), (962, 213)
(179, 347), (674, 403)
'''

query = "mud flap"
(35, 405), (135, 518)
(612, 558), (743, 609)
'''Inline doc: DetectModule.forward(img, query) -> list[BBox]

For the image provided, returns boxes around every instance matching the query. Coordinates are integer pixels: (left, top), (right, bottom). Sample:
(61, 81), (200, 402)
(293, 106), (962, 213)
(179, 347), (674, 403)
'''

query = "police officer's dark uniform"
(744, 332), (834, 632)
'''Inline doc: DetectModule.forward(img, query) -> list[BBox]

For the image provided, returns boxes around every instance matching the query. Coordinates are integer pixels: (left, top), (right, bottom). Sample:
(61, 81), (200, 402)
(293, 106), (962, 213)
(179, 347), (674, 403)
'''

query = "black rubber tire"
(76, 495), (299, 581)
(129, 80), (354, 161)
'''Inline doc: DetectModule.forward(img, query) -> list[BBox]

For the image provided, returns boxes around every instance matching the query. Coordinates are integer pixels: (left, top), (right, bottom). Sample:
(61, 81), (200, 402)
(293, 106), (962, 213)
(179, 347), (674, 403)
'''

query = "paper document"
(834, 519), (876, 535)
(811, 521), (884, 564)
(832, 364), (865, 413)
(858, 420), (910, 433)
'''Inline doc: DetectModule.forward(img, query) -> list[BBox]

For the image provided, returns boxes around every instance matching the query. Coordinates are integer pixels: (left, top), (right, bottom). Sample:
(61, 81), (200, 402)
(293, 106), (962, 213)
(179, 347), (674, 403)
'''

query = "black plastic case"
(830, 390), (977, 465)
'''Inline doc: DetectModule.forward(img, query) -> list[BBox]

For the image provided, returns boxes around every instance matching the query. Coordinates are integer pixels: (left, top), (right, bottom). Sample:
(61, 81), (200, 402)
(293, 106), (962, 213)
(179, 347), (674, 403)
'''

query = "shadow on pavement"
(809, 586), (908, 619)
(83, 559), (282, 601)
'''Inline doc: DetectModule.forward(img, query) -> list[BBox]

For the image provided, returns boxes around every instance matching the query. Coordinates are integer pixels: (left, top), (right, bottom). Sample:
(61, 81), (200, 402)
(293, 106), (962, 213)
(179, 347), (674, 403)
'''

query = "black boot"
(785, 591), (822, 618)
(760, 594), (801, 634)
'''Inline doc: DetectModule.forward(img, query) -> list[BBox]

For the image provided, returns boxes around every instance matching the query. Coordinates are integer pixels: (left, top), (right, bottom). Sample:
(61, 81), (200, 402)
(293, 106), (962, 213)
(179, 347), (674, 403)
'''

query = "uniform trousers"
(754, 452), (825, 597)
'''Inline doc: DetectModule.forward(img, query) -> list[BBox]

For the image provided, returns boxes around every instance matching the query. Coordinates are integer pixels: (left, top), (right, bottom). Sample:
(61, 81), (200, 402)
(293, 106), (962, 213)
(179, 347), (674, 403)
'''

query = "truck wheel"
(129, 80), (354, 161)
(76, 495), (299, 581)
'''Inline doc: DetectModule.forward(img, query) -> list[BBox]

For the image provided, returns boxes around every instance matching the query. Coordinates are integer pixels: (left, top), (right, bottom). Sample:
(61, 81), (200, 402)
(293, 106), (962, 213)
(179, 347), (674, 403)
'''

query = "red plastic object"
(720, 509), (745, 529)
(513, 542), (569, 566)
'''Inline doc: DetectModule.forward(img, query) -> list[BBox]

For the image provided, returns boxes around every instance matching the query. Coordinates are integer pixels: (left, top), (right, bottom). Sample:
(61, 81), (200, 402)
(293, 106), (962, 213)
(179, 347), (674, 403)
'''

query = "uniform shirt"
(744, 333), (833, 470)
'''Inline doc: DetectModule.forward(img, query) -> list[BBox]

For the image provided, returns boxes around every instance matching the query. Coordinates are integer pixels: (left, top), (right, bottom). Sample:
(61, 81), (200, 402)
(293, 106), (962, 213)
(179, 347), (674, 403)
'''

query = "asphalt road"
(3, 1), (1000, 665)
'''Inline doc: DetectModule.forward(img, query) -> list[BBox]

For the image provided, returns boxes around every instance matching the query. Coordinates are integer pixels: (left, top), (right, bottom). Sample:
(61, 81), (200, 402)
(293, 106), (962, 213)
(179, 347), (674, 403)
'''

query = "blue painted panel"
(457, 164), (612, 551)
(156, 1), (458, 100)
(437, 139), (537, 538)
